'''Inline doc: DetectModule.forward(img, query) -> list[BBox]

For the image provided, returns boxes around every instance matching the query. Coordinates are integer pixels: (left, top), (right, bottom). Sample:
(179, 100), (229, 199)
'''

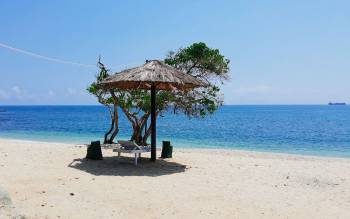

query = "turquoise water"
(0, 105), (350, 157)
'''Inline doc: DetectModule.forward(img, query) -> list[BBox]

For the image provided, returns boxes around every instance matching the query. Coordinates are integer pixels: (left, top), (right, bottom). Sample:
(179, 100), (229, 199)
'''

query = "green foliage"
(165, 42), (230, 83)
(87, 59), (113, 106)
(165, 42), (230, 118)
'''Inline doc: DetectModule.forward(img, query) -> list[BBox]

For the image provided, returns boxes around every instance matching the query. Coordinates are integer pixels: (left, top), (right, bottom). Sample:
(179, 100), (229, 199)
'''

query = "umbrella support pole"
(150, 85), (156, 161)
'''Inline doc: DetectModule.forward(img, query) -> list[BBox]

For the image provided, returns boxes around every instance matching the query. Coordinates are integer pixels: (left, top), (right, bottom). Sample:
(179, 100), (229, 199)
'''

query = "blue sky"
(0, 0), (349, 105)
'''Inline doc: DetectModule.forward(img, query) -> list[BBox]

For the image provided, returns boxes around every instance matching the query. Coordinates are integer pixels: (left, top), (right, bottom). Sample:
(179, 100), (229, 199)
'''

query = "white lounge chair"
(112, 140), (151, 166)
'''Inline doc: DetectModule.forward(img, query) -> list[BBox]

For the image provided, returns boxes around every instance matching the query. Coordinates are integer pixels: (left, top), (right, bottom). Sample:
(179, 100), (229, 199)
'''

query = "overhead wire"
(0, 41), (138, 70)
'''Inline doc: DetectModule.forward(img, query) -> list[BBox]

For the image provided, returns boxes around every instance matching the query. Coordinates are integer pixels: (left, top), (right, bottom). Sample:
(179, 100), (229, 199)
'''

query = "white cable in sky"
(0, 42), (95, 68)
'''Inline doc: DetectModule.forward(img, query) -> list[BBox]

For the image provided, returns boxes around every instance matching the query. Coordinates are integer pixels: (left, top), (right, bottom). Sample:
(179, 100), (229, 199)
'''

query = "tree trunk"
(141, 112), (158, 145)
(129, 112), (151, 145)
(130, 125), (142, 144)
(142, 124), (152, 145)
(104, 117), (115, 144)
(107, 104), (119, 143)
(119, 105), (156, 146)
(103, 104), (115, 144)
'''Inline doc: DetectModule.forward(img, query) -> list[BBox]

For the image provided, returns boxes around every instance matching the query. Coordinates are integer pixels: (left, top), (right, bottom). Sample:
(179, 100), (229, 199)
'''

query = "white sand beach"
(1, 138), (350, 219)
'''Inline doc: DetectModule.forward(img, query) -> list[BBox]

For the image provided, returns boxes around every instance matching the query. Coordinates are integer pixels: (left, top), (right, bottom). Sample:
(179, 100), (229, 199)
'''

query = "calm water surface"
(0, 105), (350, 157)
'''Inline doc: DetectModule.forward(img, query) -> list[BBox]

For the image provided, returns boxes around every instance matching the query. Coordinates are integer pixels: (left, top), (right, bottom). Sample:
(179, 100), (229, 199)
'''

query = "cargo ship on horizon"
(328, 102), (346, 105)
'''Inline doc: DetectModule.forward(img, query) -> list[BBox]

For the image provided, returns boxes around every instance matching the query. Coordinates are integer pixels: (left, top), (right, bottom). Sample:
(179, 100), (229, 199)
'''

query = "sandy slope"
(1, 138), (350, 219)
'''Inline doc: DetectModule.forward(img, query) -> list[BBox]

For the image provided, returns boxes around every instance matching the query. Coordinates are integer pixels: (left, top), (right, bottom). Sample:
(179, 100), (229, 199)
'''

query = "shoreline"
(1, 138), (350, 218)
(1, 136), (350, 160)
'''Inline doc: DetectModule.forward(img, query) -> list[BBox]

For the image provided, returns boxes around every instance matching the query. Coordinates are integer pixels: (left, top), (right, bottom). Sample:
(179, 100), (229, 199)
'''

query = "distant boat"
(328, 102), (346, 105)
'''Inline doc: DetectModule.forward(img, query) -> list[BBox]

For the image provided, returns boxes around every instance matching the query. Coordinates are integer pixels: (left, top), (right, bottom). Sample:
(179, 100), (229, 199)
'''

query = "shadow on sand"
(68, 156), (187, 177)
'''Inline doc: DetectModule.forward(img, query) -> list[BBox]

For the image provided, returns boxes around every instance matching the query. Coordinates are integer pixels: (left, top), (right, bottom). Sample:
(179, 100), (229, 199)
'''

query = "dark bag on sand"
(86, 141), (103, 160)
(161, 141), (173, 158)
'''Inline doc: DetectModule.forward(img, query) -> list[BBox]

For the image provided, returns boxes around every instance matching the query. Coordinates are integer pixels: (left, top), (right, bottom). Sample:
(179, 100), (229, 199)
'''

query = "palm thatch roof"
(99, 60), (207, 90)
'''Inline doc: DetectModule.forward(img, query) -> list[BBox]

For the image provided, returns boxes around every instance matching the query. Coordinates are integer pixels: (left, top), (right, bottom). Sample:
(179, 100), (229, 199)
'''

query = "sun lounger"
(112, 140), (151, 166)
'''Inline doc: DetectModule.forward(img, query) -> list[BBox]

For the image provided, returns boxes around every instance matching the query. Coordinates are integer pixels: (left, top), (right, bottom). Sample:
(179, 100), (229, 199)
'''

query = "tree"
(87, 58), (120, 144)
(165, 42), (230, 117)
(88, 42), (230, 145)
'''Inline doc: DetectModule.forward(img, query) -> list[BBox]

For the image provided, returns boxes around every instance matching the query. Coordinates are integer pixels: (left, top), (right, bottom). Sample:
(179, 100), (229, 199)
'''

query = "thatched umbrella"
(99, 60), (207, 161)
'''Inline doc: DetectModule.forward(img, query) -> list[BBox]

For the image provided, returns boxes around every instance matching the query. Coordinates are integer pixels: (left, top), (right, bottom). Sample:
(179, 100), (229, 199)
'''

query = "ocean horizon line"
(0, 103), (341, 107)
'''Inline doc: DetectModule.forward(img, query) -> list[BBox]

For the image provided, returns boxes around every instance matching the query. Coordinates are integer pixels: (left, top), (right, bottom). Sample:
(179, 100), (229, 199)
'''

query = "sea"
(0, 105), (350, 158)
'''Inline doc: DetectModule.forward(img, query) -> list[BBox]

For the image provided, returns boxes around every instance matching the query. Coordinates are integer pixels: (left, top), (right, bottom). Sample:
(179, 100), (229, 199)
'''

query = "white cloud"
(11, 86), (22, 95)
(48, 90), (55, 96)
(0, 86), (32, 102)
(66, 88), (77, 95)
(0, 89), (9, 99)
(10, 86), (28, 100)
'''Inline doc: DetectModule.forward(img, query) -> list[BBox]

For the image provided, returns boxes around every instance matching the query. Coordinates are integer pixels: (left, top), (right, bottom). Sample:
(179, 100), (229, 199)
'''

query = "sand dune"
(1, 138), (350, 219)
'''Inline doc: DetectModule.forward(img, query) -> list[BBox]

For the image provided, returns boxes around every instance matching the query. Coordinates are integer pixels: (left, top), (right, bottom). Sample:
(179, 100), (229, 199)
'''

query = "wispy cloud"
(48, 90), (55, 96)
(11, 86), (22, 95)
(0, 89), (9, 99)
(0, 86), (33, 101)
(66, 88), (77, 96)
